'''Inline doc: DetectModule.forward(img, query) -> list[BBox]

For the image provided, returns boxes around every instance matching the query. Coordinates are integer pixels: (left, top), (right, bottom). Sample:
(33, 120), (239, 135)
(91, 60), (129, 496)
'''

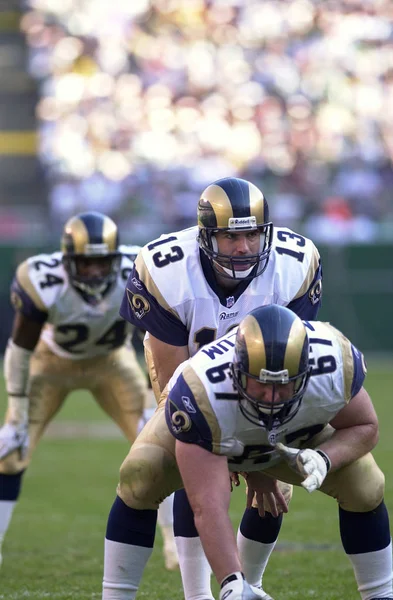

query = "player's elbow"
(367, 421), (379, 451)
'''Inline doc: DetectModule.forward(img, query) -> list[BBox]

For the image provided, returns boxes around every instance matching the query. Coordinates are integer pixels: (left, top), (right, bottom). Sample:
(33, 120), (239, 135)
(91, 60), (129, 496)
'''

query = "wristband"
(316, 449), (331, 472)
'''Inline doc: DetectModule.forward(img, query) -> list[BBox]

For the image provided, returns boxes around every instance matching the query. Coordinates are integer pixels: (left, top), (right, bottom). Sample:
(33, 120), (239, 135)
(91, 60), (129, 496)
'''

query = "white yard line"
(43, 421), (123, 439)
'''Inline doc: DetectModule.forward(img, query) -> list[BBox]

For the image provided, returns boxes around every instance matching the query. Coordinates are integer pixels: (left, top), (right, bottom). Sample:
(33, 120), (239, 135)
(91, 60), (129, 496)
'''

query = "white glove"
(220, 571), (267, 600)
(274, 443), (329, 493)
(0, 421), (29, 461)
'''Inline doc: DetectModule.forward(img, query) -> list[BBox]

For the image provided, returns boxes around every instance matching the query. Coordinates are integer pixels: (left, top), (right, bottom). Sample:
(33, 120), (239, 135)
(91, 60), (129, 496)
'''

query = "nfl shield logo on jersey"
(268, 430), (281, 446)
(226, 296), (235, 308)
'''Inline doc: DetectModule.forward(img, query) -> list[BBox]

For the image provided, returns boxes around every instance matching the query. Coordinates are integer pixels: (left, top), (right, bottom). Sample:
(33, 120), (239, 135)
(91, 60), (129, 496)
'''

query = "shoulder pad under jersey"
(135, 226), (200, 309)
(15, 251), (65, 312)
(119, 244), (142, 262)
(305, 320), (367, 403)
(269, 227), (321, 304)
(119, 247), (139, 284)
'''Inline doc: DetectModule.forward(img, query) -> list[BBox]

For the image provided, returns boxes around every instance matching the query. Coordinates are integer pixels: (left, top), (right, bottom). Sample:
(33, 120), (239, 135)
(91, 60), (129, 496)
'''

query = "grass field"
(0, 366), (392, 600)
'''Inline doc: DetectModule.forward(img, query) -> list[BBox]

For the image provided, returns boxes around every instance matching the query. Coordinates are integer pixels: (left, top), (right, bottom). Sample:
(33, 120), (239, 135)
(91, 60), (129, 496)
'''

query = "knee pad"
(324, 454), (385, 512)
(0, 453), (30, 475)
(118, 442), (182, 510)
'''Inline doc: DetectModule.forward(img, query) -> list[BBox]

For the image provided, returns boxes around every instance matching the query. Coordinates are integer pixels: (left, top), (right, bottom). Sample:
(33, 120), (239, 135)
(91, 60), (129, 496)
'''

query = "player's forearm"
(319, 424), (378, 471)
(149, 337), (189, 391)
(193, 504), (241, 583)
(4, 339), (32, 423)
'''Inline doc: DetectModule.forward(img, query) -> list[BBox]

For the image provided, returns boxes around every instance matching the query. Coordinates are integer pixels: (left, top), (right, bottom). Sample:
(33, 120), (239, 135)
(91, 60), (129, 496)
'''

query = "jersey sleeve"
(350, 344), (367, 398)
(119, 255), (189, 346)
(166, 373), (214, 451)
(10, 261), (48, 323)
(165, 365), (222, 454)
(324, 323), (367, 402)
(286, 244), (322, 320)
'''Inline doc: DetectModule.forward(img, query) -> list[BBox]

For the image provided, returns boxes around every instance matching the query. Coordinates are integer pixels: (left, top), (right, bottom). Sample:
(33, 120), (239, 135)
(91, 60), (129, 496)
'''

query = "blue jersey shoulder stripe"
(11, 277), (48, 323)
(287, 260), (322, 320)
(351, 344), (367, 398)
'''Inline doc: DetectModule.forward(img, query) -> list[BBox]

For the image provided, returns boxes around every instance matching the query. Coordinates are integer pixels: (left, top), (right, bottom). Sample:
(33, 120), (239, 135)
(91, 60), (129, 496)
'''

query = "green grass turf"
(0, 366), (392, 599)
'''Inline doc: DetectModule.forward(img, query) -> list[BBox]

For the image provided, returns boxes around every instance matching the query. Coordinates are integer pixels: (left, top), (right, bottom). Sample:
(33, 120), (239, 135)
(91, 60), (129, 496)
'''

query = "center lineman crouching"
(102, 176), (323, 600)
(104, 305), (392, 600)
(0, 211), (177, 571)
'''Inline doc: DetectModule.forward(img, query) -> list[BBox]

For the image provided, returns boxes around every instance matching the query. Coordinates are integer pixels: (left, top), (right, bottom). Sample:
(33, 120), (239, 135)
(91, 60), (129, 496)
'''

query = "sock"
(157, 493), (174, 528)
(103, 540), (154, 600)
(340, 502), (393, 600)
(0, 472), (24, 563)
(174, 489), (213, 600)
(238, 508), (282, 587)
(103, 496), (157, 600)
(158, 494), (179, 570)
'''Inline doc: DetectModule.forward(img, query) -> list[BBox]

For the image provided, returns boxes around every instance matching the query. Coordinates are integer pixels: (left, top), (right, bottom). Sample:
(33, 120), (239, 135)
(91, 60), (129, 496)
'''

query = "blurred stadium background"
(0, 0), (392, 354)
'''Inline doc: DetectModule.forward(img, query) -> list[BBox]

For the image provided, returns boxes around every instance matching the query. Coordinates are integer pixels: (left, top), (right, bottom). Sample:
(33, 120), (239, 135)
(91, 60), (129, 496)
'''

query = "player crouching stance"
(0, 211), (177, 571)
(103, 305), (392, 600)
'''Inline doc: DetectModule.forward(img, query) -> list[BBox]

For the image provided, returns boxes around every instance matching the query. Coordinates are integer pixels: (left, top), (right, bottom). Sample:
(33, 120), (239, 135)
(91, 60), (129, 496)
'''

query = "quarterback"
(108, 305), (392, 600)
(103, 177), (323, 600)
(0, 211), (177, 570)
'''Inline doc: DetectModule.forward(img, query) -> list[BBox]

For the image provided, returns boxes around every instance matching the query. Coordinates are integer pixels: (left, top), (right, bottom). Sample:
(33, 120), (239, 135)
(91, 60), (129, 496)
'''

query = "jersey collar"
(199, 249), (253, 308)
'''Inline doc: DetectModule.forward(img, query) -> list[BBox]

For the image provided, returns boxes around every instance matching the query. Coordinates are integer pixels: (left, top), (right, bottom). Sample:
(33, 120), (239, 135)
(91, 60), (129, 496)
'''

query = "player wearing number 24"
(110, 304), (393, 600)
(103, 177), (323, 600)
(0, 212), (153, 567)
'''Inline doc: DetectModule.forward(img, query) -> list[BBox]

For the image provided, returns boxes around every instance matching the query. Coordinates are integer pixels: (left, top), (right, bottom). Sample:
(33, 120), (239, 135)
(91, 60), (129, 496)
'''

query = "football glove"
(0, 421), (29, 461)
(274, 443), (329, 493)
(220, 571), (269, 600)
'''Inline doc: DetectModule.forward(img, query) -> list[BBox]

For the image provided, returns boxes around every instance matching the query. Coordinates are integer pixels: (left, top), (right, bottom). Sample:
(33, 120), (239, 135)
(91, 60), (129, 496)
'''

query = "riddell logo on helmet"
(228, 216), (257, 229)
(84, 243), (109, 255)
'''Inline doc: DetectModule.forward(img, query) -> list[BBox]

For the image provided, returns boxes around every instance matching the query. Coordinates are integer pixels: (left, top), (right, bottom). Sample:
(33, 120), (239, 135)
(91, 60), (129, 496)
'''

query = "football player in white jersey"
(103, 177), (323, 600)
(0, 211), (177, 571)
(105, 305), (392, 600)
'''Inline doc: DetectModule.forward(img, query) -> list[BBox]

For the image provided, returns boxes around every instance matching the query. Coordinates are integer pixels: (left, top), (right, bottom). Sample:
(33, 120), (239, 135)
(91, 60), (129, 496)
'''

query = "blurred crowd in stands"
(21, 0), (393, 243)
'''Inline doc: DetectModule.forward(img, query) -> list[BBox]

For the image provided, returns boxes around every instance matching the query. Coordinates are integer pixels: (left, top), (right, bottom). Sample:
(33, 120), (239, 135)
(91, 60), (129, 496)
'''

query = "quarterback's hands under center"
(244, 472), (289, 517)
(230, 472), (241, 491)
(0, 421), (29, 461)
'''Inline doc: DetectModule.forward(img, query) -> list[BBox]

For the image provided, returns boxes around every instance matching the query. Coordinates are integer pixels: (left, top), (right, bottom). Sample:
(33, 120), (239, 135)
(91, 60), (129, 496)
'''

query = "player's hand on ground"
(220, 572), (269, 600)
(0, 421), (29, 460)
(244, 471), (289, 517)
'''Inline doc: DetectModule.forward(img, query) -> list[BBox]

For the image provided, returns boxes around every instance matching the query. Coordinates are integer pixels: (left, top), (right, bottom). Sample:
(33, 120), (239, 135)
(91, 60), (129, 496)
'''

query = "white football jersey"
(166, 321), (367, 472)
(12, 245), (140, 359)
(120, 226), (322, 356)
